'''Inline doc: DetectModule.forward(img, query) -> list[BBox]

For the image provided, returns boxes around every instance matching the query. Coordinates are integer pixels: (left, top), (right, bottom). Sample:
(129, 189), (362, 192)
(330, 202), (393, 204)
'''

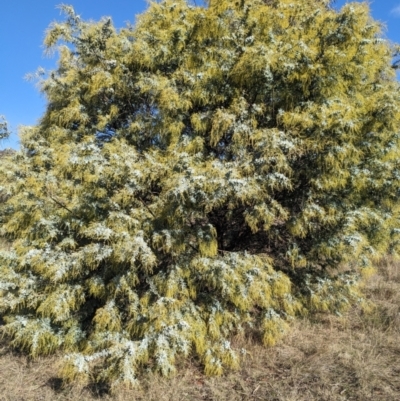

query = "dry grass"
(1, 257), (400, 401)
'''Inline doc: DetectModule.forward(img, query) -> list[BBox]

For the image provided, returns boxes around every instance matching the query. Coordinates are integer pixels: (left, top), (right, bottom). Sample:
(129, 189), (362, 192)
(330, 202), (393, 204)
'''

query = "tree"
(1, 0), (400, 390)
(0, 116), (9, 142)
(0, 116), (12, 203)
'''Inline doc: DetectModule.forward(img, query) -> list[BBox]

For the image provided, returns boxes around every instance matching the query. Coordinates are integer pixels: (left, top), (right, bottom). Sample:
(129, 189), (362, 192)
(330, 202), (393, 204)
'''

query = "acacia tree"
(1, 0), (400, 389)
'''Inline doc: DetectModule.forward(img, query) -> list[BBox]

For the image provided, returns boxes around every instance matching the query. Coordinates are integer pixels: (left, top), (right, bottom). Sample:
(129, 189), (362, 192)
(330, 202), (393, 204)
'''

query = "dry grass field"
(1, 255), (399, 401)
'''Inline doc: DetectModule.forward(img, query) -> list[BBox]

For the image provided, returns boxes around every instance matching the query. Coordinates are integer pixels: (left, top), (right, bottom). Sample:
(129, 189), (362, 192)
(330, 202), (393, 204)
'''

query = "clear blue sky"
(1, 0), (399, 149)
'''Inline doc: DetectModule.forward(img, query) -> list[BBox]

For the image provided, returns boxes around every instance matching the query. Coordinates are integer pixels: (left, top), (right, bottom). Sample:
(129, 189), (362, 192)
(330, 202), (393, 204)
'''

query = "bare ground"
(1, 257), (399, 401)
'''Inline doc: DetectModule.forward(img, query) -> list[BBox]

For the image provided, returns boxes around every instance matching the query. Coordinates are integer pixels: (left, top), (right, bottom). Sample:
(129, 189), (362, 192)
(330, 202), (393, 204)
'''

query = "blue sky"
(1, 0), (399, 149)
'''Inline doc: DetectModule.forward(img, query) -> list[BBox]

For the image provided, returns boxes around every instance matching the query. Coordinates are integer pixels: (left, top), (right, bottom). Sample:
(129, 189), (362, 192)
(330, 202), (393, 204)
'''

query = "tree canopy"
(1, 0), (400, 390)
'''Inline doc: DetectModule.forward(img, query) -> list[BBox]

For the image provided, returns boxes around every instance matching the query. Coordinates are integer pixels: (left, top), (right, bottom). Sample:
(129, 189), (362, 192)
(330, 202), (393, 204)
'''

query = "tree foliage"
(1, 0), (400, 390)
(0, 116), (9, 142)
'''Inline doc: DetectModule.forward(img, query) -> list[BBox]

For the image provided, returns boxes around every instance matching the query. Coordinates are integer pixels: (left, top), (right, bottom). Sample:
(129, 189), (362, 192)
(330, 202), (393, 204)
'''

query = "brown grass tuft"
(1, 257), (400, 401)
